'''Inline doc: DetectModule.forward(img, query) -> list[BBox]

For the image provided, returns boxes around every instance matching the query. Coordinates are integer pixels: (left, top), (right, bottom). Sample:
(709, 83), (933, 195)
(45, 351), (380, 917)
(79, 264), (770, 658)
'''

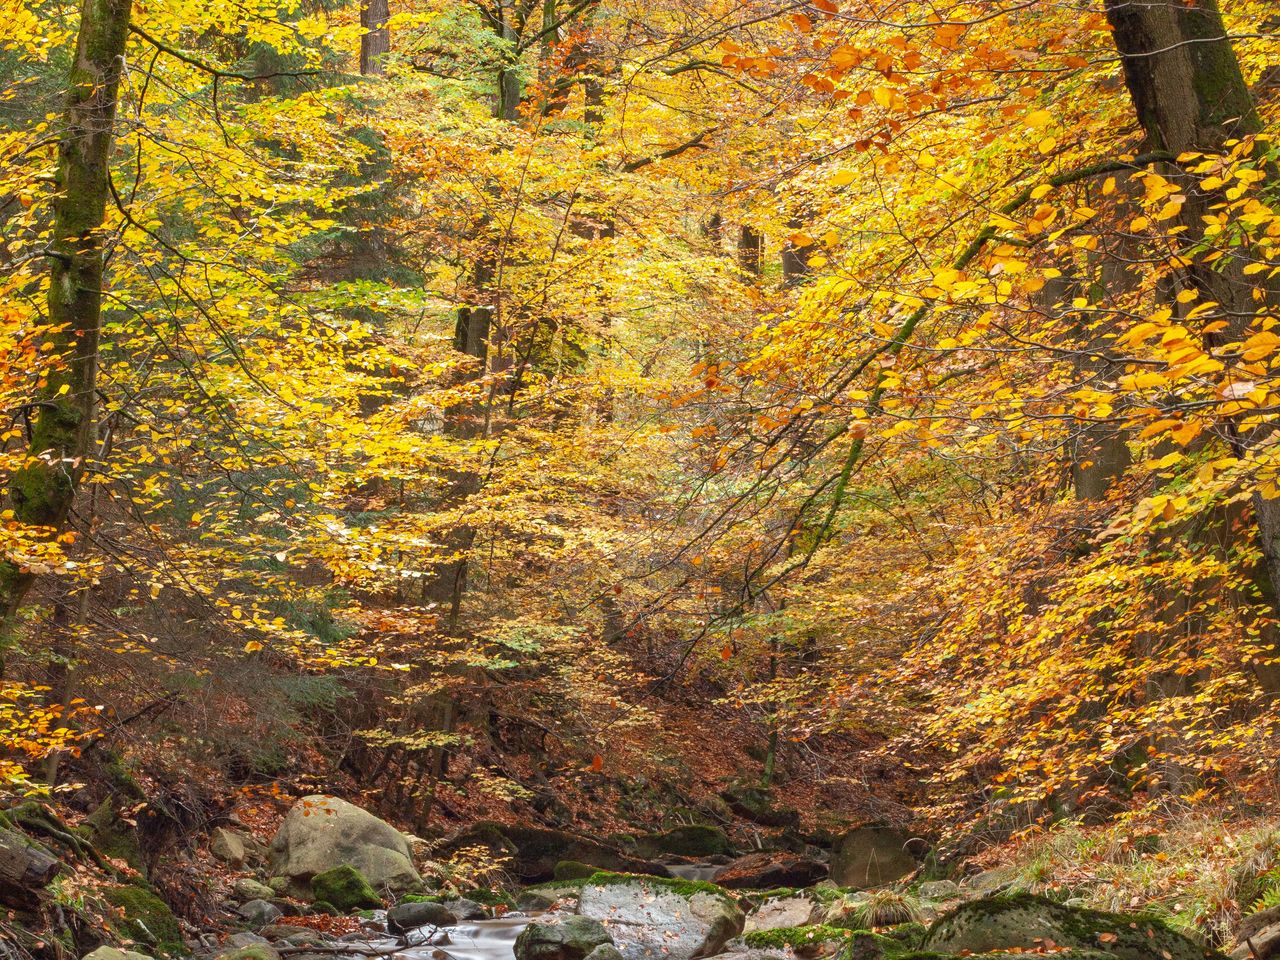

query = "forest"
(3, 2), (1280, 960)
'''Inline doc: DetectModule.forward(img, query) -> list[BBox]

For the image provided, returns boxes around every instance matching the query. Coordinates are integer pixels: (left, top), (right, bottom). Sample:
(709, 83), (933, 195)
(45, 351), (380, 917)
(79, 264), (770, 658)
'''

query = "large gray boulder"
(577, 875), (744, 960)
(268, 796), (422, 898)
(516, 916), (614, 960)
(829, 826), (920, 889)
(743, 896), (818, 933)
(925, 894), (1222, 960)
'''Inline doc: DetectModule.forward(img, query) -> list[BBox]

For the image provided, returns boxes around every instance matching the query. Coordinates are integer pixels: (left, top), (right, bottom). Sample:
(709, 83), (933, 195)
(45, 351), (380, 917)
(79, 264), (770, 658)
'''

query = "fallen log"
(0, 826), (61, 907)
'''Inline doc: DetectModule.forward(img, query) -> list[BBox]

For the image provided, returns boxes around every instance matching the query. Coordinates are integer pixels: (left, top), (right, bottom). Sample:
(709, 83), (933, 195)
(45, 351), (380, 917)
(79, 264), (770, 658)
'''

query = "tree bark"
(738, 225), (763, 276)
(1105, 0), (1280, 658)
(1, 0), (132, 641)
(360, 0), (391, 77)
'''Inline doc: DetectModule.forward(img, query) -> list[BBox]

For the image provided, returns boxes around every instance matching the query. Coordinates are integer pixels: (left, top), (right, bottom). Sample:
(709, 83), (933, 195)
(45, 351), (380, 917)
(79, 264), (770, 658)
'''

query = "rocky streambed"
(3, 794), (1262, 960)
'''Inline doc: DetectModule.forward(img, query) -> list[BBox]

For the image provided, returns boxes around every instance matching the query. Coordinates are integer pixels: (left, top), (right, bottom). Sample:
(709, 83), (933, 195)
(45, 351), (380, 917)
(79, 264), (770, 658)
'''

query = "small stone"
(515, 916), (613, 960)
(584, 946), (625, 960)
(224, 934), (269, 949)
(237, 899), (283, 926)
(258, 925), (312, 942)
(212, 828), (248, 865)
(388, 900), (458, 933)
(443, 898), (488, 921)
(233, 879), (277, 902)
(267, 877), (290, 895)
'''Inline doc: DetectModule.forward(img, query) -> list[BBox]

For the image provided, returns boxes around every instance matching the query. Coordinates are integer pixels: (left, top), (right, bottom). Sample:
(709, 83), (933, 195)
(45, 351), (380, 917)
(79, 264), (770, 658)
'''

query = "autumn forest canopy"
(5, 0), (1280, 956)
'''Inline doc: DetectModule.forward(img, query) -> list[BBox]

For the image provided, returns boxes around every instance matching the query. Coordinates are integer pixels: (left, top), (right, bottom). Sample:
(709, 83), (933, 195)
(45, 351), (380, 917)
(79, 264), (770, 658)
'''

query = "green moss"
(311, 864), (381, 911)
(583, 871), (734, 902)
(881, 922), (927, 948)
(555, 861), (601, 881)
(82, 801), (144, 872)
(462, 889), (517, 908)
(525, 877), (588, 892)
(749, 887), (802, 902)
(744, 925), (854, 950)
(927, 894), (1220, 960)
(401, 894), (446, 903)
(103, 884), (185, 956)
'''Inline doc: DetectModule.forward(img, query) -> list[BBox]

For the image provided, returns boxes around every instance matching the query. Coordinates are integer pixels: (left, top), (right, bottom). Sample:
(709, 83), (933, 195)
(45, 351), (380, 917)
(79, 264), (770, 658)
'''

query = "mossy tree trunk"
(0, 0), (132, 646)
(1105, 0), (1280, 622)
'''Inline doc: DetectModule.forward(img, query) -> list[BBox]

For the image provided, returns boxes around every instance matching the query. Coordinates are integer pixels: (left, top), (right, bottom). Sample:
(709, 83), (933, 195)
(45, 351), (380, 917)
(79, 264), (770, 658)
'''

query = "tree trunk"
(781, 216), (812, 287)
(360, 0), (390, 76)
(1, 0), (132, 643)
(738, 225), (763, 276)
(1105, 0), (1280, 606)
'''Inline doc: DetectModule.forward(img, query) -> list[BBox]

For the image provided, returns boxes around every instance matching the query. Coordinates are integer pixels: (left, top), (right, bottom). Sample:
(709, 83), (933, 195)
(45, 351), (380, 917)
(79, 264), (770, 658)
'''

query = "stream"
(375, 864), (722, 960)
(397, 918), (535, 960)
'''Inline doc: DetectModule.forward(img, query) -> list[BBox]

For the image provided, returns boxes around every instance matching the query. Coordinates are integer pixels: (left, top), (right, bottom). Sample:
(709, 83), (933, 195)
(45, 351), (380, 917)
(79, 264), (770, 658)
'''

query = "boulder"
(238, 900), (284, 926)
(1231, 923), (1280, 960)
(577, 874), (744, 960)
(83, 949), (153, 960)
(440, 822), (670, 883)
(212, 828), (248, 865)
(215, 947), (280, 960)
(444, 898), (488, 921)
(821, 893), (870, 929)
(515, 916), (614, 960)
(233, 879), (277, 903)
(387, 901), (458, 933)
(556, 860), (602, 881)
(1242, 907), (1280, 943)
(268, 796), (422, 897)
(223, 934), (270, 949)
(829, 827), (919, 889)
(639, 826), (732, 859)
(919, 880), (961, 901)
(310, 865), (381, 912)
(713, 852), (828, 890)
(743, 896), (819, 933)
(518, 887), (578, 912)
(924, 893), (1222, 960)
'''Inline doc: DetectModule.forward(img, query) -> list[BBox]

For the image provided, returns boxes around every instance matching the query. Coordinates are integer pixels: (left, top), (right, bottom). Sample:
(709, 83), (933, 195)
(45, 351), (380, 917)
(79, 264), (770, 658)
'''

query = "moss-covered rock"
(743, 925), (855, 950)
(515, 916), (613, 960)
(639, 826), (732, 858)
(83, 801), (145, 873)
(924, 894), (1222, 960)
(578, 872), (743, 960)
(555, 860), (601, 881)
(103, 884), (184, 956)
(310, 864), (381, 911)
(214, 946), (280, 960)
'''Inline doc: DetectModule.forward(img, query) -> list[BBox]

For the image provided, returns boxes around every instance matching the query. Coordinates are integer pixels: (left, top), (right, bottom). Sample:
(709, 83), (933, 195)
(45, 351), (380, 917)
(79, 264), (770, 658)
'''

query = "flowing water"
(394, 916), (534, 960)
